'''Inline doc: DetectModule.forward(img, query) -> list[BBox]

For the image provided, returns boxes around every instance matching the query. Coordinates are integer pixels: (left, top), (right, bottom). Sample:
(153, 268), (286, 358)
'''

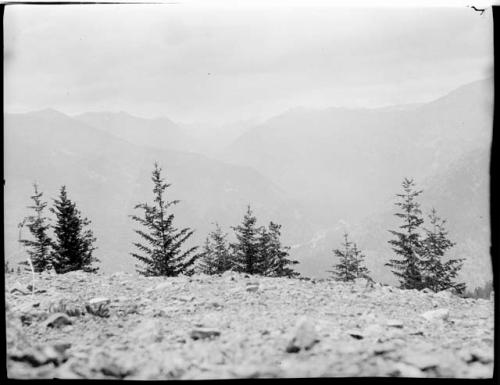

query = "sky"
(3, 2), (494, 124)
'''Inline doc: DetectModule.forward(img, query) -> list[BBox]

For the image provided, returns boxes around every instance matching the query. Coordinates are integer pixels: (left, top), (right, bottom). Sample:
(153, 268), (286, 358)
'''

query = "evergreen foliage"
(197, 223), (232, 274)
(50, 186), (98, 273)
(258, 222), (300, 277)
(256, 225), (272, 274)
(386, 178), (465, 293)
(350, 242), (371, 280)
(330, 232), (353, 281)
(329, 232), (370, 282)
(230, 205), (260, 274)
(130, 162), (198, 276)
(18, 184), (53, 272)
(230, 206), (299, 276)
(386, 178), (425, 290)
(421, 208), (465, 294)
(464, 280), (493, 299)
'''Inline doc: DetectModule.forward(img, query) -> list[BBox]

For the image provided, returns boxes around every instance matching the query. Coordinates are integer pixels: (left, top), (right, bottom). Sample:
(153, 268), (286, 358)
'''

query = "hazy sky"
(4, 3), (493, 124)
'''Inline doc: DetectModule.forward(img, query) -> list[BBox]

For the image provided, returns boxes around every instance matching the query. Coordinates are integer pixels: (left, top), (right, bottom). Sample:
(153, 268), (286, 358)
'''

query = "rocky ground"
(5, 270), (495, 379)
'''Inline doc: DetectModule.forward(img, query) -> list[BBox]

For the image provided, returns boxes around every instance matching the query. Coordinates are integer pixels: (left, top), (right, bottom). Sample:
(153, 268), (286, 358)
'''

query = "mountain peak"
(31, 108), (68, 118)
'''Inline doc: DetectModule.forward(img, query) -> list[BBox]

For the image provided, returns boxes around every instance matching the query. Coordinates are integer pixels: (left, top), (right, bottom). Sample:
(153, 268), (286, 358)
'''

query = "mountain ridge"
(4, 78), (493, 289)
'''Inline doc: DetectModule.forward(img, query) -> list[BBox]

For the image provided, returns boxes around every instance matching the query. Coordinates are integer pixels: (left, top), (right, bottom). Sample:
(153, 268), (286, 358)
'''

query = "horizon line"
(4, 76), (493, 126)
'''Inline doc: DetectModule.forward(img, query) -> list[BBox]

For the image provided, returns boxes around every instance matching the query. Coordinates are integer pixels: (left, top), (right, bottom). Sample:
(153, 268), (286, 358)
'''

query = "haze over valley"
(4, 78), (492, 289)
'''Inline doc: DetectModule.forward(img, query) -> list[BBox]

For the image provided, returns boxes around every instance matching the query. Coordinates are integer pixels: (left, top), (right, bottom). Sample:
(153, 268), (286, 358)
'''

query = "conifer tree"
(258, 222), (299, 277)
(231, 205), (260, 274)
(197, 237), (215, 275)
(350, 242), (371, 280)
(329, 232), (370, 282)
(256, 225), (272, 275)
(386, 178), (425, 290)
(421, 208), (465, 294)
(329, 232), (354, 281)
(50, 186), (98, 273)
(197, 223), (232, 275)
(130, 162), (198, 276)
(18, 184), (54, 272)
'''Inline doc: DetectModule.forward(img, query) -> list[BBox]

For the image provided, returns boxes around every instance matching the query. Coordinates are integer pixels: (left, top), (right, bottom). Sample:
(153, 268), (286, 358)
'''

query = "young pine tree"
(350, 243), (371, 280)
(421, 208), (465, 294)
(386, 178), (425, 290)
(18, 184), (53, 272)
(197, 223), (232, 275)
(329, 232), (370, 282)
(50, 186), (98, 273)
(198, 237), (216, 275)
(130, 162), (198, 277)
(231, 205), (260, 274)
(259, 222), (299, 277)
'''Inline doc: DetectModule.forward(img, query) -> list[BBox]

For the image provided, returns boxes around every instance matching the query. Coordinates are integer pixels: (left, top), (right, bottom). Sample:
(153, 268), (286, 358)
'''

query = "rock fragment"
(402, 352), (440, 370)
(420, 308), (449, 322)
(286, 317), (319, 353)
(246, 283), (259, 293)
(45, 313), (72, 328)
(386, 319), (404, 328)
(434, 290), (453, 299)
(390, 362), (425, 377)
(10, 343), (71, 367)
(176, 295), (195, 302)
(54, 359), (84, 379)
(346, 329), (364, 340)
(154, 282), (171, 291)
(87, 297), (111, 306)
(89, 350), (138, 379)
(373, 343), (397, 356)
(458, 349), (494, 364)
(221, 270), (239, 281)
(190, 328), (221, 340)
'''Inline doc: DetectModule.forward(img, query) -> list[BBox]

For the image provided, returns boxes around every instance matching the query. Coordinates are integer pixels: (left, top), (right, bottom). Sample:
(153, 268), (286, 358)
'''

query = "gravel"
(5, 270), (494, 379)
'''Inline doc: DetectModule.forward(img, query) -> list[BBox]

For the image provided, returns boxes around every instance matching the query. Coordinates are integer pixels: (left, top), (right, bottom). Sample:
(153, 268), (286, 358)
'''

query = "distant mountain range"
(217, 79), (492, 223)
(73, 111), (257, 155)
(74, 111), (197, 152)
(4, 109), (310, 273)
(4, 78), (493, 289)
